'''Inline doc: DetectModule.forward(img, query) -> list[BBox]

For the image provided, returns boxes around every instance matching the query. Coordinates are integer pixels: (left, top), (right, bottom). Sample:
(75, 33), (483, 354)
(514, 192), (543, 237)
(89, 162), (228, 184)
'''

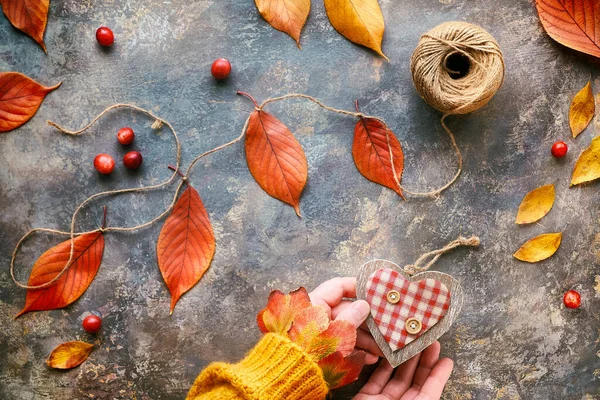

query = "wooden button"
(387, 290), (400, 304)
(405, 317), (422, 334)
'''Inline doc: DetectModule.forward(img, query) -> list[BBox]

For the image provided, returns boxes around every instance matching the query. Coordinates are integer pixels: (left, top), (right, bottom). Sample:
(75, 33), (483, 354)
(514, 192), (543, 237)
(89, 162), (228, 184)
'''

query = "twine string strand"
(403, 236), (480, 275)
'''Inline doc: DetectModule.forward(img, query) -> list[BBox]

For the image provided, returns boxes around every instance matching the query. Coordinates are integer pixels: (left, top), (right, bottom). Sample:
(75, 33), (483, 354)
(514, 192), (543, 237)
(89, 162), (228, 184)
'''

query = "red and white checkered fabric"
(366, 268), (450, 351)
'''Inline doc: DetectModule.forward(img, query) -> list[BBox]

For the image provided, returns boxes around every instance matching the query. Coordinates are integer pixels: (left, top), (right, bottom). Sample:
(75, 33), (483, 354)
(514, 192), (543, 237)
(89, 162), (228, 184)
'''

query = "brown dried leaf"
(571, 136), (600, 186)
(569, 81), (595, 138)
(515, 184), (555, 225)
(513, 233), (562, 263)
(46, 341), (93, 369)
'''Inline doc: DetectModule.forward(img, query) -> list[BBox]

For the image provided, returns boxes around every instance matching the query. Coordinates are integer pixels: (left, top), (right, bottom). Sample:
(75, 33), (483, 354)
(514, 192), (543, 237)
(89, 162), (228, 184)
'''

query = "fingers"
(417, 358), (454, 400)
(334, 300), (370, 329)
(364, 352), (380, 365)
(357, 360), (394, 395)
(380, 351), (421, 398)
(356, 329), (384, 357)
(309, 277), (357, 308)
(411, 341), (441, 389)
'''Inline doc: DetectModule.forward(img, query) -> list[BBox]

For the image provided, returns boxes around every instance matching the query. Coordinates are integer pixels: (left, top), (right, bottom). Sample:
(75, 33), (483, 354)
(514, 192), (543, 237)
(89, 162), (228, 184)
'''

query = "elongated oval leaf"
(515, 184), (555, 224)
(571, 136), (600, 186)
(513, 232), (562, 263)
(535, 0), (600, 58)
(569, 81), (595, 138)
(0, 0), (49, 51)
(157, 186), (216, 314)
(254, 0), (310, 48)
(324, 0), (388, 60)
(245, 110), (308, 216)
(0, 72), (61, 133)
(47, 341), (93, 369)
(353, 117), (404, 198)
(16, 232), (105, 318)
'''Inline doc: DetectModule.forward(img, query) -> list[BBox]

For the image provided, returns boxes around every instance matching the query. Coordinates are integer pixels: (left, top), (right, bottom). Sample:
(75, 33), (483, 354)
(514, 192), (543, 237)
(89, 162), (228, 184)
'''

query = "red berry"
(563, 290), (581, 309)
(551, 141), (568, 158)
(117, 127), (135, 145)
(211, 58), (231, 80)
(82, 314), (102, 333)
(123, 151), (143, 170)
(94, 154), (115, 175)
(96, 27), (114, 47)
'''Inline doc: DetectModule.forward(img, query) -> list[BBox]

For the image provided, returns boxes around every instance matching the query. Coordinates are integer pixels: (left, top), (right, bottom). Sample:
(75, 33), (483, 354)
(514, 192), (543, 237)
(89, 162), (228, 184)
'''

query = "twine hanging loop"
(403, 235), (480, 275)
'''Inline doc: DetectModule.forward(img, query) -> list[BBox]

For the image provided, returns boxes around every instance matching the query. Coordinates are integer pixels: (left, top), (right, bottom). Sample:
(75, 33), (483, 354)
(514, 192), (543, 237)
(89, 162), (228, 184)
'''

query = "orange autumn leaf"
(245, 108), (308, 217)
(46, 341), (93, 369)
(254, 0), (310, 48)
(569, 81), (595, 138)
(0, 0), (49, 51)
(16, 232), (105, 318)
(535, 0), (600, 58)
(0, 72), (61, 133)
(571, 136), (600, 186)
(513, 232), (562, 263)
(318, 350), (366, 389)
(288, 305), (331, 347)
(353, 116), (404, 199)
(324, 0), (388, 60)
(157, 185), (216, 314)
(257, 287), (311, 335)
(515, 184), (555, 224)
(301, 319), (356, 362)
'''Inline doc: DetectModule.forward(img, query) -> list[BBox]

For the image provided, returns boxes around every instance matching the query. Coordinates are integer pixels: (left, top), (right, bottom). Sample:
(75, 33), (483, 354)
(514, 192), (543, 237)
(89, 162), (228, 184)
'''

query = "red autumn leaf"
(15, 232), (105, 318)
(0, 72), (61, 133)
(302, 319), (356, 361)
(157, 186), (216, 314)
(288, 305), (330, 347)
(0, 0), (50, 51)
(245, 108), (308, 217)
(353, 116), (405, 199)
(535, 0), (600, 58)
(46, 341), (94, 370)
(257, 287), (312, 335)
(254, 0), (310, 48)
(318, 350), (366, 389)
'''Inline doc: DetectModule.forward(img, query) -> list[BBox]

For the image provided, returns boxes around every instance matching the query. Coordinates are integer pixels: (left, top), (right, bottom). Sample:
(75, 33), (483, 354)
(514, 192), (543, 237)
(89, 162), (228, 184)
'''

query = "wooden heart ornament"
(357, 259), (464, 367)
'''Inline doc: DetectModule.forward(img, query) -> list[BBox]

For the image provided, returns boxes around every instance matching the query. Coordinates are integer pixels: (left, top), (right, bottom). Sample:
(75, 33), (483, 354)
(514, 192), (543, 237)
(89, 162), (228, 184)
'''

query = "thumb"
(335, 300), (370, 328)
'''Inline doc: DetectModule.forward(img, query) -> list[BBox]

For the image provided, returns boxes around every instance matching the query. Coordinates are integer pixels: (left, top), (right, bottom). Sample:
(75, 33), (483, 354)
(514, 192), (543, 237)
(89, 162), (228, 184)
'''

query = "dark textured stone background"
(1, 0), (599, 399)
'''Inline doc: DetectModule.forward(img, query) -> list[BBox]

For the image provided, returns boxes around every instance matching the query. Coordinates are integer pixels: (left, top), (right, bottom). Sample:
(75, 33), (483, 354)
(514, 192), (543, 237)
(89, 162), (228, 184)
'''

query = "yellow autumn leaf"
(46, 341), (93, 369)
(571, 136), (600, 186)
(254, 0), (310, 48)
(513, 233), (562, 263)
(515, 184), (555, 224)
(324, 0), (388, 60)
(569, 81), (595, 138)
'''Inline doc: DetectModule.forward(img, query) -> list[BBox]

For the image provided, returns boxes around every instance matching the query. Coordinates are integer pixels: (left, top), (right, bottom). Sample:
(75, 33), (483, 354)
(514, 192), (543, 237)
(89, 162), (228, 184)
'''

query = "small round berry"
(563, 290), (581, 309)
(123, 151), (143, 170)
(551, 141), (568, 158)
(96, 27), (114, 47)
(82, 314), (102, 333)
(117, 127), (135, 145)
(211, 58), (231, 80)
(94, 154), (115, 175)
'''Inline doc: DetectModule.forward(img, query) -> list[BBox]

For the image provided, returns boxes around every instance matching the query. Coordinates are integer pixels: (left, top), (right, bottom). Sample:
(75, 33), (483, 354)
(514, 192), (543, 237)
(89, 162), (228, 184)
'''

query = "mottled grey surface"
(0, 0), (599, 399)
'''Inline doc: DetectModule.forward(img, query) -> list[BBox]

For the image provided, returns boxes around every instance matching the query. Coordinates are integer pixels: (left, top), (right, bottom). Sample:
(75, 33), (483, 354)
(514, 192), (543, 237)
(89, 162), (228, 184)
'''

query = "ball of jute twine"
(407, 21), (504, 194)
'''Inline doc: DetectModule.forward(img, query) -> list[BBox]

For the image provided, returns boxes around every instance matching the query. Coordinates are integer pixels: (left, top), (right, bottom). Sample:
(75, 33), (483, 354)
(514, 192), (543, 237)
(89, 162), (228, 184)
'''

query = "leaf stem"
(168, 165), (189, 186)
(355, 99), (360, 113)
(102, 206), (107, 230)
(237, 91), (259, 108)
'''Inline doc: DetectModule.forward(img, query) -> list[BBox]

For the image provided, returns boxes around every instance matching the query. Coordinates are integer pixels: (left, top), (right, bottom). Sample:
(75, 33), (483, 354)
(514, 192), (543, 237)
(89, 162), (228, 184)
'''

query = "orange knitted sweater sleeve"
(186, 333), (329, 400)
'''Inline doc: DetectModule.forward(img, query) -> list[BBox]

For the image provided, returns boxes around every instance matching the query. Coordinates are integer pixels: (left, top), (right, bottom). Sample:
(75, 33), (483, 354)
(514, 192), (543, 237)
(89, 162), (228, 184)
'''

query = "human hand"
(353, 341), (453, 400)
(309, 277), (384, 364)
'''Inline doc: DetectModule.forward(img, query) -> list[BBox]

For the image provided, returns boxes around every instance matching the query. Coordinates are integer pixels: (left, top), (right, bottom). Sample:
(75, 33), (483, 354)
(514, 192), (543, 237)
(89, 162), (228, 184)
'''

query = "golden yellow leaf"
(571, 136), (600, 186)
(515, 184), (555, 224)
(46, 341), (93, 369)
(324, 0), (388, 60)
(513, 233), (562, 263)
(254, 0), (310, 48)
(569, 81), (595, 138)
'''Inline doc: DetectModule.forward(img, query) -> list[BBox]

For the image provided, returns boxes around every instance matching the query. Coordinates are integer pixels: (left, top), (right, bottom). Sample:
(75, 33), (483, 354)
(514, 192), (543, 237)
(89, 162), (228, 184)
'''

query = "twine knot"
(151, 119), (164, 130)
(254, 106), (262, 112)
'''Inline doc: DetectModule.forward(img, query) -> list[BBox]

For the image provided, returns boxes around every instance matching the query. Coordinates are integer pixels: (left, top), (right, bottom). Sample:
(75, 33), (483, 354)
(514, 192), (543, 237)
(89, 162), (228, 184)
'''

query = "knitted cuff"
(186, 333), (329, 400)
